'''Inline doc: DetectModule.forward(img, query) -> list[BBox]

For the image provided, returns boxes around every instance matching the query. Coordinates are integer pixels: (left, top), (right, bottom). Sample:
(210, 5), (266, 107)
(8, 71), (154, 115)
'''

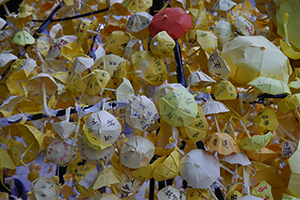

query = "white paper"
(78, 167), (98, 189)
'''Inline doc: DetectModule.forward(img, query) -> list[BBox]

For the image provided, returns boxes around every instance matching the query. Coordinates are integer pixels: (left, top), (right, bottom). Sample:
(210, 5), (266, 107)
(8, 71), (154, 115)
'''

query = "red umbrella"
(148, 7), (192, 39)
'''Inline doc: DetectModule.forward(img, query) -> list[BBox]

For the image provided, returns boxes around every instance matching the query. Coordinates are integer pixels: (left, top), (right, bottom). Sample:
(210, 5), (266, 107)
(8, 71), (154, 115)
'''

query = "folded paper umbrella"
(46, 138), (77, 167)
(179, 105), (209, 144)
(278, 94), (300, 119)
(120, 135), (155, 169)
(52, 107), (76, 140)
(248, 76), (291, 95)
(106, 31), (130, 55)
(196, 30), (217, 54)
(221, 152), (251, 166)
(201, 94), (229, 132)
(126, 11), (153, 33)
(6, 69), (33, 96)
(27, 73), (58, 116)
(281, 193), (300, 200)
(61, 42), (85, 62)
(92, 164), (122, 196)
(0, 149), (16, 191)
(92, 54), (126, 77)
(187, 71), (216, 89)
(238, 195), (264, 200)
(149, 7), (191, 40)
(159, 88), (198, 127)
(234, 15), (255, 36)
(89, 193), (120, 200)
(245, 145), (282, 162)
(253, 107), (279, 135)
(238, 132), (274, 151)
(211, 80), (237, 100)
(132, 155), (165, 180)
(203, 132), (240, 156)
(222, 36), (292, 85)
(46, 35), (78, 59)
(122, 0), (152, 12)
(124, 39), (140, 59)
(153, 83), (185, 109)
(79, 139), (115, 164)
(65, 70), (87, 97)
(9, 141), (36, 166)
(213, 20), (236, 47)
(288, 78), (300, 94)
(74, 163), (98, 198)
(186, 188), (215, 200)
(180, 149), (220, 189)
(32, 177), (58, 200)
(281, 140), (297, 158)
(114, 172), (145, 194)
(212, 0), (237, 11)
(12, 29), (35, 46)
(83, 110), (122, 151)
(85, 70), (110, 95)
(116, 77), (135, 101)
(157, 186), (186, 200)
(130, 51), (168, 86)
(288, 142), (300, 197)
(279, 13), (300, 60)
(19, 124), (43, 155)
(125, 95), (158, 131)
(152, 148), (180, 182)
(150, 31), (175, 58)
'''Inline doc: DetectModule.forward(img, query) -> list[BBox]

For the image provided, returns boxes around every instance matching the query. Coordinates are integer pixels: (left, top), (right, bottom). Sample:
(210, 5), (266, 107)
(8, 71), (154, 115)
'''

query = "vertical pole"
(174, 39), (186, 87)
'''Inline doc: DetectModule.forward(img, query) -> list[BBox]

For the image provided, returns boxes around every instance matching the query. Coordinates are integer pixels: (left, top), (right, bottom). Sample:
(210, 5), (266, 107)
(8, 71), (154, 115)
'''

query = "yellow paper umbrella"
(238, 132), (273, 151)
(114, 173), (145, 194)
(130, 51), (168, 86)
(153, 83), (185, 109)
(106, 31), (130, 55)
(120, 135), (155, 169)
(179, 106), (208, 144)
(186, 71), (216, 89)
(222, 36), (292, 85)
(122, 0), (152, 12)
(211, 80), (237, 100)
(157, 186), (186, 200)
(251, 180), (274, 200)
(0, 149), (16, 191)
(74, 163), (98, 198)
(83, 110), (122, 151)
(152, 149), (180, 181)
(85, 70), (110, 95)
(92, 167), (123, 191)
(19, 124), (43, 155)
(196, 30), (217, 53)
(213, 20), (236, 47)
(6, 69), (32, 96)
(248, 76), (291, 95)
(281, 193), (300, 200)
(150, 31), (175, 58)
(61, 41), (85, 62)
(203, 132), (240, 156)
(12, 30), (35, 46)
(253, 108), (279, 135)
(79, 139), (115, 164)
(245, 146), (281, 162)
(46, 138), (77, 167)
(159, 88), (198, 127)
(186, 188), (215, 200)
(9, 141), (36, 166)
(278, 94), (300, 118)
(92, 54), (126, 77)
(32, 177), (58, 200)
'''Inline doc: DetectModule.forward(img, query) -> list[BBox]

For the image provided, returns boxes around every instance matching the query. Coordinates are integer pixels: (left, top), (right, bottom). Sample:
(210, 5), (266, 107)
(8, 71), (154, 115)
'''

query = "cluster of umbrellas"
(0, 0), (300, 199)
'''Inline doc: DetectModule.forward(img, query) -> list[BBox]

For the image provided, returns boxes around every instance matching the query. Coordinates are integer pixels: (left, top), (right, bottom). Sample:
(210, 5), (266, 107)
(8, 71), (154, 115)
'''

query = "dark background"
(0, 0), (24, 19)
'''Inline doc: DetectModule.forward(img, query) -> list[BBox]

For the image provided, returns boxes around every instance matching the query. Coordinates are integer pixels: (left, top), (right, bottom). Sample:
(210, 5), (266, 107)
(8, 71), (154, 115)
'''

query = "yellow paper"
(61, 42), (85, 62)
(150, 31), (175, 58)
(106, 31), (130, 55)
(196, 30), (217, 53)
(212, 80), (237, 100)
(74, 163), (96, 198)
(237, 132), (273, 151)
(251, 180), (274, 200)
(253, 108), (279, 135)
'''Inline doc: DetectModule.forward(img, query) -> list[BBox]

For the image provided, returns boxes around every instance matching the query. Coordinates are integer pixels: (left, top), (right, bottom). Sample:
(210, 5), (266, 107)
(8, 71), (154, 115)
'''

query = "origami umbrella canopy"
(149, 7), (192, 39)
(156, 186), (186, 200)
(32, 177), (58, 200)
(83, 110), (122, 151)
(222, 36), (292, 85)
(288, 142), (300, 197)
(114, 173), (145, 194)
(106, 31), (130, 55)
(150, 31), (175, 58)
(248, 76), (291, 95)
(211, 80), (237, 100)
(180, 149), (220, 189)
(253, 108), (279, 135)
(93, 167), (123, 190)
(159, 88), (198, 127)
(120, 135), (155, 169)
(187, 71), (216, 88)
(12, 30), (35, 46)
(122, 0), (152, 12)
(88, 193), (120, 200)
(126, 11), (153, 33)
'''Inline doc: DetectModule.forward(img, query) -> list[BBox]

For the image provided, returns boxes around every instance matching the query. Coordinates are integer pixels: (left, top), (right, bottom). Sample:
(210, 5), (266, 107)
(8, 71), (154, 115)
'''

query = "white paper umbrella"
(83, 110), (122, 151)
(79, 139), (115, 164)
(238, 195), (264, 200)
(125, 95), (158, 131)
(221, 152), (251, 166)
(52, 107), (76, 140)
(156, 186), (186, 200)
(187, 71), (216, 88)
(120, 135), (155, 169)
(201, 97), (230, 115)
(180, 149), (220, 189)
(46, 138), (77, 167)
(114, 173), (145, 194)
(126, 11), (153, 32)
(32, 177), (58, 200)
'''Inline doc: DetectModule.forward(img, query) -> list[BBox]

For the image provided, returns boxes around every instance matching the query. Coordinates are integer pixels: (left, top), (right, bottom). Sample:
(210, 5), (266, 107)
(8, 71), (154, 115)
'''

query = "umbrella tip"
(163, 15), (168, 18)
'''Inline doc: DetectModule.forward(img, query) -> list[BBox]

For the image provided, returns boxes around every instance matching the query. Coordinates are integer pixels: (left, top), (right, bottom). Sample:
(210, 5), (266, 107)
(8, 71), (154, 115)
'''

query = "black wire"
(32, 7), (109, 23)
